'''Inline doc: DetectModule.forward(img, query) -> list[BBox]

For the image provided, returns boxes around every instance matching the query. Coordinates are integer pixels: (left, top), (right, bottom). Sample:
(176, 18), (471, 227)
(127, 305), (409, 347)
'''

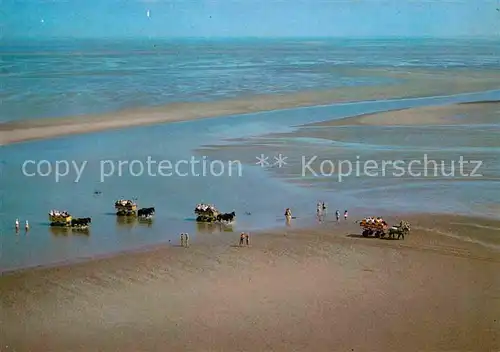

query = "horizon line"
(4, 34), (500, 41)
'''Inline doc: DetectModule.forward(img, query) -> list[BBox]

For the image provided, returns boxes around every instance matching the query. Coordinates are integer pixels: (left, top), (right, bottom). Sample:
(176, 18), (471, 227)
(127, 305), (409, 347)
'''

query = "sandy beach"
(1, 68), (500, 146)
(1, 214), (499, 351)
(2, 45), (499, 351)
(3, 22), (500, 352)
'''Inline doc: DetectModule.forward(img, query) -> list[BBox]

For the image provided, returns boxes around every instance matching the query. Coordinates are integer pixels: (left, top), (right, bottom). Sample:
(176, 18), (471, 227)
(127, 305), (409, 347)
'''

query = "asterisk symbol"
(255, 154), (269, 167)
(273, 154), (288, 167)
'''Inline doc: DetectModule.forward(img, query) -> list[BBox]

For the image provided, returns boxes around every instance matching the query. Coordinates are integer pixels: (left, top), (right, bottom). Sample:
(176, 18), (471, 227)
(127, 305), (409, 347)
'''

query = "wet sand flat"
(195, 98), (500, 218)
(1, 214), (499, 351)
(1, 67), (500, 146)
(310, 100), (500, 126)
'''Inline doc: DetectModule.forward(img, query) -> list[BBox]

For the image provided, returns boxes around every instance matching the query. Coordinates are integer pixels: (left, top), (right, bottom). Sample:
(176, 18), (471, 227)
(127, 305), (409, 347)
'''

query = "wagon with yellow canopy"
(359, 217), (388, 238)
(49, 210), (72, 226)
(115, 199), (137, 216)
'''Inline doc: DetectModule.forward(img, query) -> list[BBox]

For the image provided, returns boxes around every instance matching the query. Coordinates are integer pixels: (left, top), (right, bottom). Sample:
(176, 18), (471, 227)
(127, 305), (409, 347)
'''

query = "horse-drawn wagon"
(49, 210), (91, 229)
(194, 204), (236, 223)
(49, 210), (72, 226)
(115, 199), (137, 216)
(360, 217), (388, 238)
(194, 204), (219, 222)
(359, 217), (410, 240)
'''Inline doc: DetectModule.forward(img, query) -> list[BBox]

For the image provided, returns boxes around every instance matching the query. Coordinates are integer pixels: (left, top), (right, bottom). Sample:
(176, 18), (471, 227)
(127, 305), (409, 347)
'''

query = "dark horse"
(217, 211), (236, 223)
(138, 207), (155, 218)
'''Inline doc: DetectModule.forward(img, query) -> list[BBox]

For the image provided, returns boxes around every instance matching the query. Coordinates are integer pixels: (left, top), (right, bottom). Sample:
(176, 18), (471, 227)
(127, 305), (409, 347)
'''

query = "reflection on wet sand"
(137, 217), (154, 228)
(195, 221), (234, 234)
(116, 216), (154, 228)
(72, 228), (90, 235)
(116, 216), (137, 228)
(49, 226), (71, 236)
(49, 226), (89, 236)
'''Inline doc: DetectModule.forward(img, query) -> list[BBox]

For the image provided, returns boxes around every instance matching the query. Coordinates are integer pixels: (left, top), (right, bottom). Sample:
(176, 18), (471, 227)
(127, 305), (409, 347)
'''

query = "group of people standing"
(239, 232), (250, 246)
(15, 218), (29, 233)
(316, 202), (327, 218)
(179, 231), (250, 247)
(49, 210), (70, 217)
(195, 203), (217, 213)
(336, 210), (348, 222)
(316, 202), (348, 222)
(179, 233), (189, 247)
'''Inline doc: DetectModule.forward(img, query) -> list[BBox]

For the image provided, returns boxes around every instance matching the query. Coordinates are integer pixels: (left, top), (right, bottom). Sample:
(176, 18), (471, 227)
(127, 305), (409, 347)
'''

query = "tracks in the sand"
(342, 232), (500, 263)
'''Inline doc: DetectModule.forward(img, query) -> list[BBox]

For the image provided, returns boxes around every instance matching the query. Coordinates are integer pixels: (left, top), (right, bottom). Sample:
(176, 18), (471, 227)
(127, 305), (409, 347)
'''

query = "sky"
(1, 0), (499, 39)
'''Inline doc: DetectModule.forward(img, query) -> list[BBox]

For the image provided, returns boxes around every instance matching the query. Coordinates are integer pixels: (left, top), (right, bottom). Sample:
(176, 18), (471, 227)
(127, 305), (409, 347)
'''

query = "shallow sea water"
(1, 90), (500, 271)
(2, 38), (500, 122)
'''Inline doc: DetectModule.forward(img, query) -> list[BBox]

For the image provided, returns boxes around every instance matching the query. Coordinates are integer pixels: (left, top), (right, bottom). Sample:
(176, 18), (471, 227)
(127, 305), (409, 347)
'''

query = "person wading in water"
(285, 208), (292, 225)
(316, 202), (323, 222)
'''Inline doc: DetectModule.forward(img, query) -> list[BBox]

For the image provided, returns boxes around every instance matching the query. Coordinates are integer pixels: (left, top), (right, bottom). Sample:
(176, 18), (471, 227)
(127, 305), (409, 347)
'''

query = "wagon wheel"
(362, 229), (369, 237)
(363, 228), (373, 237)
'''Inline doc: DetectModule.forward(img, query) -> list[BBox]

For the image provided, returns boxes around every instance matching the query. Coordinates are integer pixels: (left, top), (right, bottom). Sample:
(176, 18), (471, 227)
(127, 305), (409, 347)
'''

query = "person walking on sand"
(240, 232), (245, 246)
(336, 210), (340, 222)
(245, 232), (250, 246)
(344, 210), (348, 221)
(180, 233), (184, 247)
(15, 218), (19, 232)
(184, 233), (189, 247)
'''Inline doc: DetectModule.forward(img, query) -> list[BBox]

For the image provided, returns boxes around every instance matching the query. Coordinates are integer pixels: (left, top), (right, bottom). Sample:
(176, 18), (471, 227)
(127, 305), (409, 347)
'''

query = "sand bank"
(311, 100), (500, 127)
(1, 68), (500, 146)
(1, 214), (499, 351)
(194, 94), (500, 216)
